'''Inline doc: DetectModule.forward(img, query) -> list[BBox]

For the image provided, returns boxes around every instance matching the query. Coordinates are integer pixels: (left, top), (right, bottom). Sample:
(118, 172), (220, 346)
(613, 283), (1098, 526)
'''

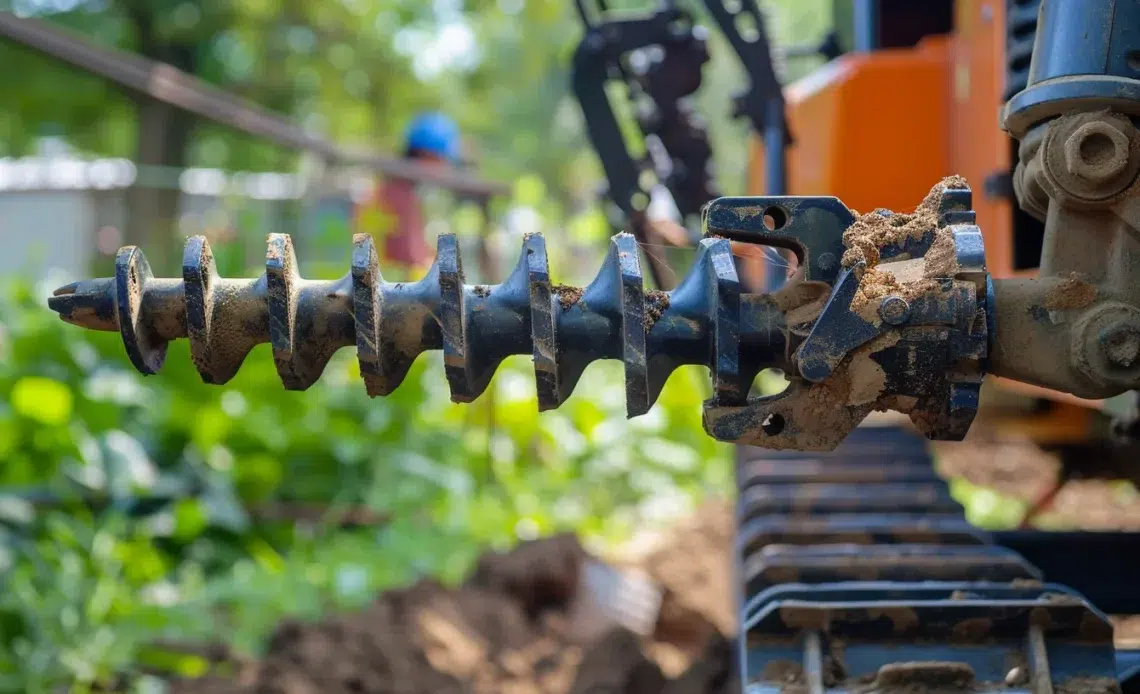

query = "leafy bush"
(0, 277), (731, 691)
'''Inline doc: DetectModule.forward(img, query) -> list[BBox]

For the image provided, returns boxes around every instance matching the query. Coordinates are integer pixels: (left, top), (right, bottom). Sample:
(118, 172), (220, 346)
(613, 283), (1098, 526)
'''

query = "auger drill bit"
(48, 181), (993, 451)
(50, 231), (784, 417)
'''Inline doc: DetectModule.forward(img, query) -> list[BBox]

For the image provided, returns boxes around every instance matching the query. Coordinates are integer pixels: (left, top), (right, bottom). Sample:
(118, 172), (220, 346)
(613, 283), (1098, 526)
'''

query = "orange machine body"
(748, 1), (1100, 440)
(749, 1), (1018, 275)
(749, 37), (953, 217)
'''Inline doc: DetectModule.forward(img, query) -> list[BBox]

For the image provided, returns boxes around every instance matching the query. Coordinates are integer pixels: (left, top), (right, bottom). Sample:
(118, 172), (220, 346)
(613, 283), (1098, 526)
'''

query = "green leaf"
(191, 406), (232, 450)
(569, 208), (610, 244)
(116, 538), (169, 585)
(452, 203), (485, 237)
(10, 377), (72, 426)
(234, 454), (283, 502)
(950, 478), (1028, 530)
(512, 174), (546, 207)
(0, 417), (18, 459)
(173, 499), (209, 542)
(245, 538), (285, 575)
(134, 647), (210, 679)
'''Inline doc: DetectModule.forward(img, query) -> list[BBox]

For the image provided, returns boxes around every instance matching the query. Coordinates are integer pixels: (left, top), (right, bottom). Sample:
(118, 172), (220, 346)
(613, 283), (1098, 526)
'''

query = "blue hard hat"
(404, 112), (460, 162)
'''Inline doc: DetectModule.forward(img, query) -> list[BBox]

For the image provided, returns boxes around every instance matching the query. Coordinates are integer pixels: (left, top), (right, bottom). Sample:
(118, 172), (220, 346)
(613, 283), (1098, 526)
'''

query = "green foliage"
(0, 275), (730, 690)
(948, 478), (1029, 530)
(0, 0), (584, 185)
(0, 0), (833, 210)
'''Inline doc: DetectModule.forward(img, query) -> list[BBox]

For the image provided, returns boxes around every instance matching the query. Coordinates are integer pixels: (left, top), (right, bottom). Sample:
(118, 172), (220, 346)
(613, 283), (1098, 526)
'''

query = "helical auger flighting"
(48, 232), (789, 417)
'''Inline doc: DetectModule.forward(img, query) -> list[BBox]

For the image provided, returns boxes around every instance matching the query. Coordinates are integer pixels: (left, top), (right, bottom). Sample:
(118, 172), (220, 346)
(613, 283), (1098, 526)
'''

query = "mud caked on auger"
(48, 179), (990, 452)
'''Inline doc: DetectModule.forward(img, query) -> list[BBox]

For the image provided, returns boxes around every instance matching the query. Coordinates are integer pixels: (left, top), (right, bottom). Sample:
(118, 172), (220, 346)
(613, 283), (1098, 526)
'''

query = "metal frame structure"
(570, 0), (1140, 689)
(570, 0), (788, 290)
(0, 12), (509, 200)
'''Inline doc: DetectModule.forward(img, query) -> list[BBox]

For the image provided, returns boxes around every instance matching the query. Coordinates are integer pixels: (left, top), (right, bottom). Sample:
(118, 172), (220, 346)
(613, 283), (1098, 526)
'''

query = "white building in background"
(0, 156), (132, 280)
(0, 149), (511, 286)
(0, 153), (341, 282)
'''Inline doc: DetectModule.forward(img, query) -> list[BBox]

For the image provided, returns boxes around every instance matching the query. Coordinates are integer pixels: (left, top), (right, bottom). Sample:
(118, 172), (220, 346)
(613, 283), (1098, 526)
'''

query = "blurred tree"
(120, 0), (237, 267)
(0, 0), (831, 255)
(0, 0), (435, 268)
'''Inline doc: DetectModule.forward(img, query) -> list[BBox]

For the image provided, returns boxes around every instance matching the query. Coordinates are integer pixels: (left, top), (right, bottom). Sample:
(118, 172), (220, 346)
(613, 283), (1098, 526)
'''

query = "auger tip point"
(46, 293), (74, 317)
(46, 295), (86, 328)
(45, 278), (119, 332)
(52, 282), (78, 297)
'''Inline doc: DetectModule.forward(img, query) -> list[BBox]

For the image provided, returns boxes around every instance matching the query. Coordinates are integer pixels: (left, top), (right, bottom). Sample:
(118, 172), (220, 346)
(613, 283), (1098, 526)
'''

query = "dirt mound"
(932, 432), (1062, 503)
(171, 503), (737, 694)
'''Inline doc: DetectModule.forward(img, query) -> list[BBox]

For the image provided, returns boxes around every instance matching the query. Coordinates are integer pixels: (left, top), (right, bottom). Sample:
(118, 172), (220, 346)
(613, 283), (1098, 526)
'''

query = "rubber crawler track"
(735, 425), (1127, 692)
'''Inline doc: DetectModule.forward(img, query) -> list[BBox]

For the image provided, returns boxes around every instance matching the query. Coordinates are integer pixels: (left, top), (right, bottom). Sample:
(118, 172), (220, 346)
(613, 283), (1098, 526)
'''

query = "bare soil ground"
(932, 430), (1140, 530)
(932, 432), (1062, 504)
(171, 432), (1140, 693)
(170, 504), (738, 694)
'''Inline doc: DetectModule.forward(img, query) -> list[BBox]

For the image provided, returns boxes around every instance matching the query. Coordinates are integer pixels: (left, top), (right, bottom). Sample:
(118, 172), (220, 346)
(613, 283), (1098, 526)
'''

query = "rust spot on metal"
(643, 289), (670, 331)
(552, 284), (583, 310)
(871, 661), (975, 689)
(1043, 272), (1098, 310)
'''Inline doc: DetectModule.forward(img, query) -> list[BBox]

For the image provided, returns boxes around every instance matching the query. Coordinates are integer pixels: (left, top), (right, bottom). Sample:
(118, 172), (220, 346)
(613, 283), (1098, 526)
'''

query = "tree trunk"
(124, 10), (198, 274)
(126, 97), (194, 273)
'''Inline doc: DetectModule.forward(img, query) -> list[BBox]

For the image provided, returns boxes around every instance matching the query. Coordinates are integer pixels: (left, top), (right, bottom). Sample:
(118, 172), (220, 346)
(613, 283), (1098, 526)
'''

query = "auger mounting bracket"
(700, 180), (992, 451)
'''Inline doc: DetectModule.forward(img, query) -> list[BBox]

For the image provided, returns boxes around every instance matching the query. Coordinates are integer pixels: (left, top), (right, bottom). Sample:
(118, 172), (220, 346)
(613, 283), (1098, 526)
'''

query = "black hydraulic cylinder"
(1003, 0), (1140, 137)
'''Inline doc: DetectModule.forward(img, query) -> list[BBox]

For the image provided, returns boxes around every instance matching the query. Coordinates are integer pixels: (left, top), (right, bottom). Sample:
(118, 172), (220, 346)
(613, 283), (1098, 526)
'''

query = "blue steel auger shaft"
(48, 230), (786, 418)
(47, 182), (991, 451)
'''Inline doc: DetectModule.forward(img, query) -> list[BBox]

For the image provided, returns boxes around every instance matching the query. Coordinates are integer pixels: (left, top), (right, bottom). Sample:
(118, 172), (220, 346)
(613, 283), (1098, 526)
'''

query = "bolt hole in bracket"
(701, 182), (992, 451)
(701, 196), (851, 286)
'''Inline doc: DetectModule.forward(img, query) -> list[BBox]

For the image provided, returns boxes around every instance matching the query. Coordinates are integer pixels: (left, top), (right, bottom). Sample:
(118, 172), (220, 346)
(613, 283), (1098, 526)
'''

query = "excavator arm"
(569, 0), (791, 290)
(569, 0), (719, 290)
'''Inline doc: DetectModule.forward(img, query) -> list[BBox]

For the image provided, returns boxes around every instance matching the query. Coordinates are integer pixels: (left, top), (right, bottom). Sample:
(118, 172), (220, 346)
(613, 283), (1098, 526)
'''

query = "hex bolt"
(1101, 325), (1140, 369)
(1071, 303), (1140, 388)
(878, 296), (911, 325)
(1063, 122), (1130, 184)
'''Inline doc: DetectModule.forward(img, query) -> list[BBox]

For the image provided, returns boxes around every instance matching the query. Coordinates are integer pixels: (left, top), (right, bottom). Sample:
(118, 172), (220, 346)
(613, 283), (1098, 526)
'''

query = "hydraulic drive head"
(48, 180), (991, 451)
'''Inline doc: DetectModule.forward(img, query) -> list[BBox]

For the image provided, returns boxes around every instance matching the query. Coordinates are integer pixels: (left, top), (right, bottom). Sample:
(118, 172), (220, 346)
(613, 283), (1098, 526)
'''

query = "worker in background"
(355, 112), (461, 277)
